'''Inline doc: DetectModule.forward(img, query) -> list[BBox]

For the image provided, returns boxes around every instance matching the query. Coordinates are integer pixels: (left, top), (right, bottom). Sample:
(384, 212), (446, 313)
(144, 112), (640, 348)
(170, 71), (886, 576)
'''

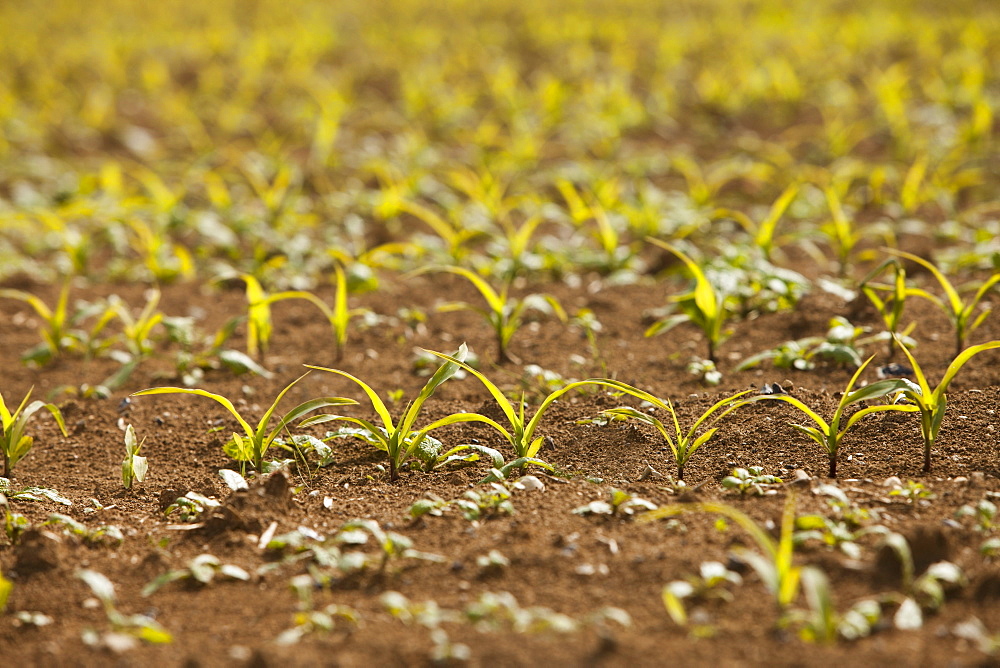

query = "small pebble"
(883, 476), (902, 488)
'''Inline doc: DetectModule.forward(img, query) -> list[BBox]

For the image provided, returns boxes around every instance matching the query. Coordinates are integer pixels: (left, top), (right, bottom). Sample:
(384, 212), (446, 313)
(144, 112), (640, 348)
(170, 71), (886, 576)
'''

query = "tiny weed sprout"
(889, 480), (935, 503)
(738, 356), (918, 477)
(132, 373), (357, 473)
(142, 554), (250, 596)
(418, 265), (566, 364)
(305, 346), (472, 481)
(722, 466), (783, 496)
(277, 575), (360, 645)
(573, 488), (657, 517)
(76, 569), (172, 646)
(595, 383), (750, 480)
(893, 335), (1000, 472)
(887, 249), (1000, 356)
(662, 560), (743, 626)
(121, 425), (147, 490)
(642, 496), (803, 613)
(645, 238), (730, 363)
(164, 492), (220, 522)
(1, 387), (68, 478)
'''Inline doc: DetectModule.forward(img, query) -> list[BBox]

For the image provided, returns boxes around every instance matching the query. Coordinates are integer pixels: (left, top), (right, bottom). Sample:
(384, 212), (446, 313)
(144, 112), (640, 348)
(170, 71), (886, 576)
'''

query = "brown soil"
(3, 267), (1000, 667)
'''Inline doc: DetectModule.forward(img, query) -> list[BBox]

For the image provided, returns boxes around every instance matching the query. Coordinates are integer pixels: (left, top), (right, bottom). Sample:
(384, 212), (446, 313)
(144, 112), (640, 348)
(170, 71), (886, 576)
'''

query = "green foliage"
(894, 336), (1000, 471)
(888, 249), (1000, 356)
(0, 387), (68, 478)
(737, 356), (918, 477)
(593, 384), (750, 480)
(305, 346), (472, 481)
(76, 569), (173, 646)
(132, 374), (355, 472)
(121, 424), (148, 490)
(645, 238), (730, 363)
(142, 554), (250, 596)
(419, 266), (565, 364)
(643, 496), (804, 612)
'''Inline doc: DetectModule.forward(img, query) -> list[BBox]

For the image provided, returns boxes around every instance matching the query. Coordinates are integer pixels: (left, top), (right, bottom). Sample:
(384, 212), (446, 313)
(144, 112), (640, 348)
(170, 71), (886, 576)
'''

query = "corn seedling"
(0, 283), (117, 365)
(737, 356), (918, 477)
(641, 495), (803, 612)
(76, 569), (173, 646)
(819, 187), (866, 277)
(712, 182), (800, 261)
(1, 387), (68, 478)
(859, 258), (918, 359)
(252, 265), (367, 362)
(132, 373), (356, 473)
(121, 425), (148, 490)
(418, 265), (565, 364)
(894, 336), (1000, 471)
(0, 566), (10, 613)
(645, 238), (730, 363)
(887, 249), (1000, 356)
(108, 288), (164, 360)
(304, 345), (474, 481)
(594, 384), (751, 480)
(423, 347), (634, 468)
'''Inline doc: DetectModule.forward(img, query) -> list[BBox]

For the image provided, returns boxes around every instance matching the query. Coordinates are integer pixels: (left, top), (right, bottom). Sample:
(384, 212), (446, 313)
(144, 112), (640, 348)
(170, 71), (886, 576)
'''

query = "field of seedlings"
(4, 0), (1000, 665)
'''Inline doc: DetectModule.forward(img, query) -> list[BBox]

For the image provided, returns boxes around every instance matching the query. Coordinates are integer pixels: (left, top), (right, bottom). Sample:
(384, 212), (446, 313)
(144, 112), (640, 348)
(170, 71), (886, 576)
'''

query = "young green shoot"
(422, 348), (634, 468)
(859, 258), (917, 359)
(887, 249), (1000, 356)
(641, 495), (803, 612)
(132, 373), (356, 473)
(259, 265), (366, 361)
(416, 266), (565, 364)
(76, 569), (173, 646)
(595, 384), (751, 480)
(121, 424), (148, 490)
(893, 335), (1000, 472)
(304, 345), (473, 481)
(1, 387), (68, 478)
(737, 356), (918, 477)
(645, 238), (728, 363)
